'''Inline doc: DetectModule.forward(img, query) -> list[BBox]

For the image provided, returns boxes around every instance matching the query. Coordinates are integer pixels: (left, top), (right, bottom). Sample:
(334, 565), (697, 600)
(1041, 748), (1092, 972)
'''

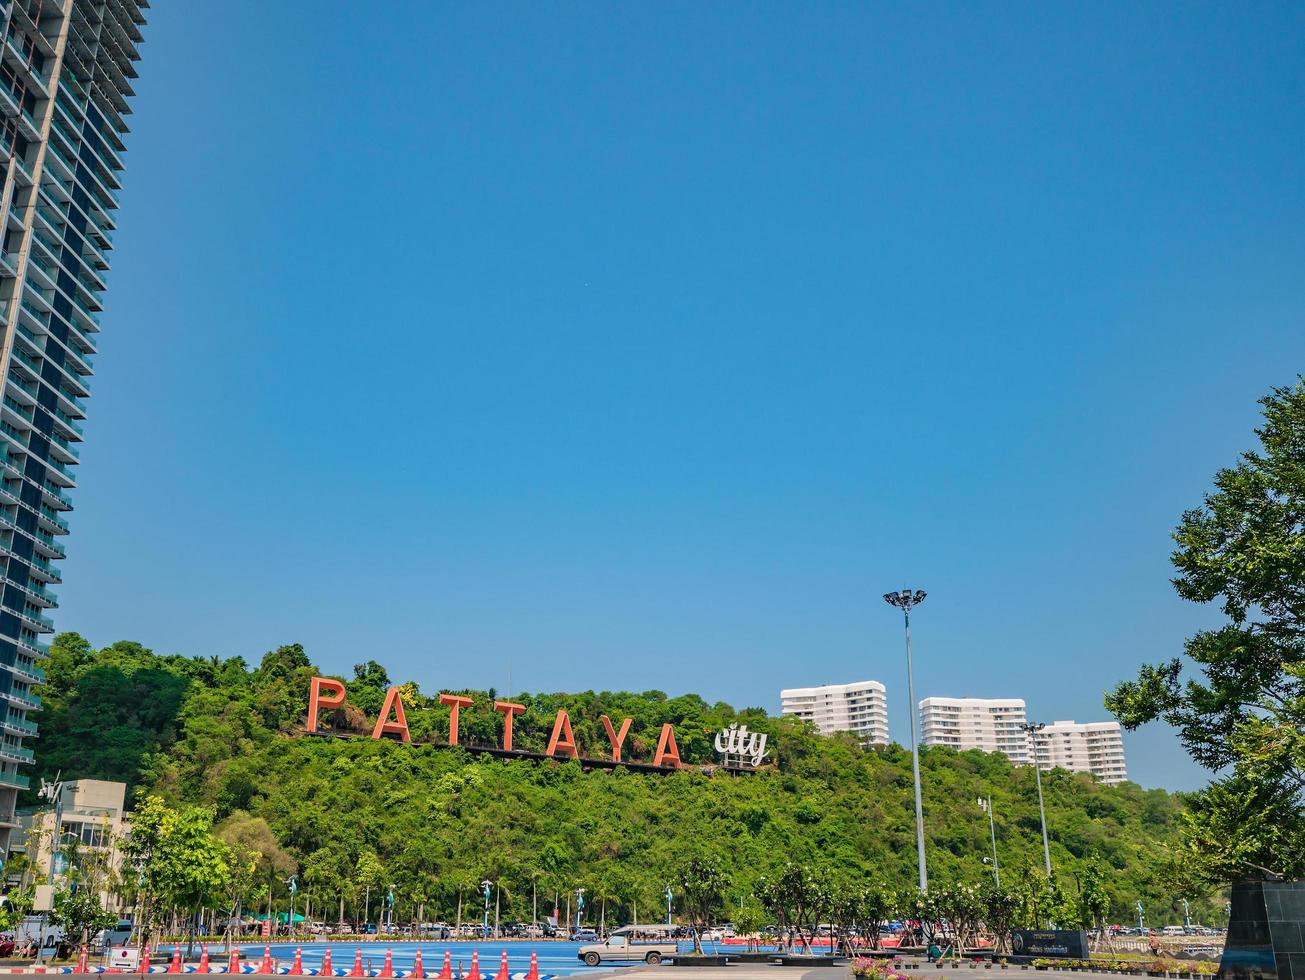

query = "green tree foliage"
(38, 635), (1211, 929)
(123, 796), (230, 952)
(1107, 380), (1305, 885)
(49, 887), (117, 945)
(676, 857), (729, 953)
(0, 886), (35, 933)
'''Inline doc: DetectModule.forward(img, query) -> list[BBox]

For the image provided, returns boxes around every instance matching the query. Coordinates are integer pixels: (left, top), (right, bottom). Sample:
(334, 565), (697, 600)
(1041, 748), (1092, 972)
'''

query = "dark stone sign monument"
(1219, 880), (1305, 980)
(1011, 930), (1091, 959)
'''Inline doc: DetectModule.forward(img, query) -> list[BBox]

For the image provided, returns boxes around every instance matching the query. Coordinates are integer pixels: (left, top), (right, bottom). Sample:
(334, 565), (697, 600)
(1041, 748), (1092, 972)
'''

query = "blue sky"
(56, 3), (1304, 791)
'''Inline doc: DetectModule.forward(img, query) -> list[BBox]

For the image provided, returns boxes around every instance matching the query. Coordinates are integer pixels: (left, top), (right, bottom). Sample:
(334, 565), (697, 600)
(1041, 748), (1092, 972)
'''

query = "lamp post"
(977, 796), (999, 886)
(287, 875), (298, 938)
(884, 588), (928, 891)
(1019, 722), (1053, 876)
(665, 886), (673, 926)
(481, 880), (492, 939)
(1182, 899), (1191, 930)
(37, 775), (63, 956)
(1137, 901), (1144, 932)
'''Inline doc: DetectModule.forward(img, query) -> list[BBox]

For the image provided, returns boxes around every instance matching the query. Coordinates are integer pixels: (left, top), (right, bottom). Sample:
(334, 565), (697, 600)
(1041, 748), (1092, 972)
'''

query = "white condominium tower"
(0, 0), (148, 855)
(780, 680), (889, 746)
(1032, 719), (1129, 785)
(918, 697), (1032, 764)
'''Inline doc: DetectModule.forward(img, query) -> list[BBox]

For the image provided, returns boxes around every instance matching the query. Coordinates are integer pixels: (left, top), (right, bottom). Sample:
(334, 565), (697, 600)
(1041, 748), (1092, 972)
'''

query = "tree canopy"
(1107, 379), (1305, 885)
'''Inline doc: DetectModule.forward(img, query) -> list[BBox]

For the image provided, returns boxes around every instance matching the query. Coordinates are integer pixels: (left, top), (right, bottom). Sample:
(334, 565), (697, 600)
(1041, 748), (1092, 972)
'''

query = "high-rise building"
(1032, 719), (1129, 785)
(918, 696), (1032, 764)
(0, 0), (148, 854)
(779, 680), (889, 746)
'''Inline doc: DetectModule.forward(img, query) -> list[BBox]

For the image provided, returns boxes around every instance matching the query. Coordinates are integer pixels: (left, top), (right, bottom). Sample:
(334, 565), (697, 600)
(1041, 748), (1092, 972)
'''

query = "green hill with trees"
(29, 633), (1208, 933)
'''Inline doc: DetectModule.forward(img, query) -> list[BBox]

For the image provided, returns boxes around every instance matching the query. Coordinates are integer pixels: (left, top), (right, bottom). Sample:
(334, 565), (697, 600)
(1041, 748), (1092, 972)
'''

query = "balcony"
(32, 534), (64, 561)
(8, 661), (44, 685)
(0, 741), (33, 764)
(14, 634), (49, 657)
(3, 689), (40, 711)
(0, 770), (31, 789)
(0, 715), (35, 736)
(37, 507), (68, 533)
(41, 481), (72, 510)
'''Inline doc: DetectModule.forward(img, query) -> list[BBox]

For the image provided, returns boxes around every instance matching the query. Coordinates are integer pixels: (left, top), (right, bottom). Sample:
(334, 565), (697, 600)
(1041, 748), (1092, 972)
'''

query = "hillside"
(31, 633), (1203, 925)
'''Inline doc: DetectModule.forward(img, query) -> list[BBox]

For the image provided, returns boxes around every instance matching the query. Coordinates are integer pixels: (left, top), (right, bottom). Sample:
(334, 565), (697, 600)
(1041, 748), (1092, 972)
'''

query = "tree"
(980, 881), (1020, 954)
(933, 883), (984, 953)
(757, 863), (827, 953)
(729, 899), (768, 952)
(676, 858), (730, 954)
(215, 811), (295, 940)
(0, 886), (35, 934)
(1107, 380), (1305, 885)
(49, 887), (116, 946)
(124, 797), (229, 955)
(853, 883), (896, 952)
(354, 852), (385, 927)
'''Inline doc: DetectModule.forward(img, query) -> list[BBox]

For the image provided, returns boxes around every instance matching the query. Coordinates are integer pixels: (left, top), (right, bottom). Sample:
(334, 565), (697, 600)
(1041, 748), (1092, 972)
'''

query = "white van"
(1162, 926), (1185, 937)
(578, 924), (680, 966)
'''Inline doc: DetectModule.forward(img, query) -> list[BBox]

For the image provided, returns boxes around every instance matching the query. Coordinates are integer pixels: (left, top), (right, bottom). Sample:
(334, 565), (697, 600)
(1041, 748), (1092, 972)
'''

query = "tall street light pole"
(884, 588), (928, 892)
(1020, 722), (1053, 876)
(977, 796), (999, 886)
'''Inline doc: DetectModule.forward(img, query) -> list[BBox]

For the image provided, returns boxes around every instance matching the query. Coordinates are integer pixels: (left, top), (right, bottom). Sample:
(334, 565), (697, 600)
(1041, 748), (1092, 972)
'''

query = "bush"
(852, 957), (911, 980)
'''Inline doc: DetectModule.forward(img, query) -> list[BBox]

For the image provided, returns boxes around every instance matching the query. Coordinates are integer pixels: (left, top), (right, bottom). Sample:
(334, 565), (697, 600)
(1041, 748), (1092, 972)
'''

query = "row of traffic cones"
(152, 946), (542, 979)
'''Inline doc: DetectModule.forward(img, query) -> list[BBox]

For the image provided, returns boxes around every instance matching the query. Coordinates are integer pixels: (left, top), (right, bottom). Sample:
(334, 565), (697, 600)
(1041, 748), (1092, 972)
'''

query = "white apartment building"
(918, 697), (1032, 764)
(780, 680), (889, 746)
(1032, 719), (1129, 785)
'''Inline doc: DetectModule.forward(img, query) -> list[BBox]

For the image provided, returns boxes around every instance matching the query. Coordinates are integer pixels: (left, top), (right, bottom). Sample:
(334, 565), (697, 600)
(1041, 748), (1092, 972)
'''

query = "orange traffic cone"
(348, 949), (365, 979)
(378, 949), (394, 979)
(169, 947), (184, 974)
(438, 952), (452, 980)
(141, 947), (153, 975)
(228, 947), (241, 975)
(493, 951), (509, 980)
(524, 952), (539, 980)
(290, 948), (304, 977)
(411, 949), (424, 980)
(261, 947), (276, 976)
(465, 951), (480, 980)
(74, 944), (89, 974)
(200, 945), (211, 974)
(322, 948), (334, 978)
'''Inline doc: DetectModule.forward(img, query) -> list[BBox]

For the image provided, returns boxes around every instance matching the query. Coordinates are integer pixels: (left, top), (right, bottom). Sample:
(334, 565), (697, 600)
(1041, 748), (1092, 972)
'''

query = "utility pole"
(977, 796), (999, 885)
(884, 588), (928, 891)
(1019, 722), (1053, 876)
(37, 774), (63, 956)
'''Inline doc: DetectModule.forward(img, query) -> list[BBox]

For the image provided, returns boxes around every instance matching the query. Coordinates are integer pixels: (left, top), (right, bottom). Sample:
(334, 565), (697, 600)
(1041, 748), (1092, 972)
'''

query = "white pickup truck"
(578, 924), (680, 966)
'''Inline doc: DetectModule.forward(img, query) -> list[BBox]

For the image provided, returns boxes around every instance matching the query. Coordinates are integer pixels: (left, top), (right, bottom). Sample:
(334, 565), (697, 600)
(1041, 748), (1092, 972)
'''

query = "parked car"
(578, 924), (679, 967)
(92, 921), (134, 952)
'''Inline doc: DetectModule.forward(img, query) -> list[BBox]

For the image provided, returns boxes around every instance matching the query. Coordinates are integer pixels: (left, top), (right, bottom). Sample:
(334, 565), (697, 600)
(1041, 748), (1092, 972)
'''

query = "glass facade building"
(0, 0), (147, 854)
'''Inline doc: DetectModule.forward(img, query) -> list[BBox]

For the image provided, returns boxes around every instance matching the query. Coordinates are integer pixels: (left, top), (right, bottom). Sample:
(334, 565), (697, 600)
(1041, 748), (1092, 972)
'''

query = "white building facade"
(918, 697), (1032, 764)
(1032, 719), (1129, 785)
(15, 778), (129, 912)
(780, 680), (889, 746)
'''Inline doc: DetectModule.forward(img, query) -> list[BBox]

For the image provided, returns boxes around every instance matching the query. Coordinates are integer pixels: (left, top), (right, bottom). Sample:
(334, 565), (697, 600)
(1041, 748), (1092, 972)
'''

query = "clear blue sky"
(56, 2), (1304, 791)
